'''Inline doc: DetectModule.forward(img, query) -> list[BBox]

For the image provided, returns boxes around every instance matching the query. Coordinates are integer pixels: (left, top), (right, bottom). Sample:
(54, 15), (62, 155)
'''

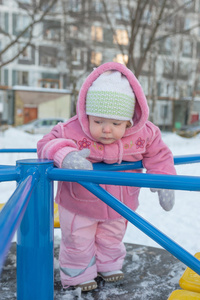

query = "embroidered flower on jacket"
(78, 138), (91, 150)
(124, 143), (129, 149)
(135, 137), (145, 149)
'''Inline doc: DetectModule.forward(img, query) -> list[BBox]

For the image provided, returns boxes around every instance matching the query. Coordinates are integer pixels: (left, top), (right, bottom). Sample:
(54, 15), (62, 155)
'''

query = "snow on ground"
(0, 128), (200, 255)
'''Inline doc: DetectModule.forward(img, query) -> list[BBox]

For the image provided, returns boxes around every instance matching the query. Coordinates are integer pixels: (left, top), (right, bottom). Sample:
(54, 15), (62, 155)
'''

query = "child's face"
(88, 116), (129, 145)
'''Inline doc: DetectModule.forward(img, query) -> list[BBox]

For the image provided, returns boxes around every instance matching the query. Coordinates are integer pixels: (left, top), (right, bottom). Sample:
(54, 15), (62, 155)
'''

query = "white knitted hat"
(86, 71), (135, 124)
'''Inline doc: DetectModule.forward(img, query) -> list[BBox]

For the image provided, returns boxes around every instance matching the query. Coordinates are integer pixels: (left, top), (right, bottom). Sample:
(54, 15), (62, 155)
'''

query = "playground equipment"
(0, 202), (60, 227)
(0, 149), (200, 299)
(179, 253), (200, 293)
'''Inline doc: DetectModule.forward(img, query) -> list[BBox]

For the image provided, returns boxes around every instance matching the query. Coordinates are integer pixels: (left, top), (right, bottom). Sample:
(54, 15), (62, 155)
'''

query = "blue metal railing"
(0, 151), (200, 300)
(79, 181), (200, 276)
(48, 168), (200, 191)
(0, 148), (37, 153)
(0, 168), (39, 271)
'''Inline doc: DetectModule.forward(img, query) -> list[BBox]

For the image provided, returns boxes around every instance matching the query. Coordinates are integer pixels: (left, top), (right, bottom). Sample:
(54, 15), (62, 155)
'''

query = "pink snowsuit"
(37, 62), (176, 287)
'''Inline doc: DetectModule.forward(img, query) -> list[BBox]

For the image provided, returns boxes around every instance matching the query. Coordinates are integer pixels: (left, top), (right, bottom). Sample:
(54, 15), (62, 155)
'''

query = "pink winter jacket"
(37, 62), (176, 220)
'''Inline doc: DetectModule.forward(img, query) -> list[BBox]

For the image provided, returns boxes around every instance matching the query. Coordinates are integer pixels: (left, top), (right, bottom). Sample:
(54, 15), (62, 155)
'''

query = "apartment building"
(0, 0), (200, 129)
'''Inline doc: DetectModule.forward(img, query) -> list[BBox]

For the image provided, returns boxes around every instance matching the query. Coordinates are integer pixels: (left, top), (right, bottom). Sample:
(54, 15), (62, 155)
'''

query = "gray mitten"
(62, 148), (93, 170)
(151, 188), (175, 211)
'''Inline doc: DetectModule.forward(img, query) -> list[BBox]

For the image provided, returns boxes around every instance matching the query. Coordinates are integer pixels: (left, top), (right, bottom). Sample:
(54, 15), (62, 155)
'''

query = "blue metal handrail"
(0, 148), (37, 153)
(48, 168), (200, 191)
(0, 166), (20, 182)
(1, 147), (200, 167)
(80, 181), (200, 276)
(0, 153), (200, 300)
(0, 167), (39, 273)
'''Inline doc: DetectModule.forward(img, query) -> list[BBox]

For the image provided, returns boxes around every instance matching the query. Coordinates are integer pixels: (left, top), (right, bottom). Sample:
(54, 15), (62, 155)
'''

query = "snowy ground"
(0, 128), (200, 256)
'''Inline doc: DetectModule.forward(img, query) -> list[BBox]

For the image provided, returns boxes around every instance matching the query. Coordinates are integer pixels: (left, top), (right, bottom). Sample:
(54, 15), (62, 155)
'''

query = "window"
(104, 28), (113, 44)
(41, 2), (57, 13)
(141, 10), (151, 25)
(92, 1), (104, 13)
(44, 28), (60, 40)
(72, 49), (81, 65)
(0, 12), (9, 33)
(165, 38), (172, 54)
(113, 54), (128, 65)
(12, 70), (29, 86)
(178, 62), (191, 78)
(182, 40), (193, 57)
(160, 37), (172, 55)
(163, 60), (174, 75)
(113, 29), (128, 45)
(16, 15), (29, 32)
(39, 46), (57, 68)
(166, 84), (170, 95)
(196, 42), (200, 58)
(69, 25), (78, 38)
(179, 86), (187, 98)
(183, 0), (195, 12)
(22, 71), (28, 85)
(157, 82), (162, 97)
(164, 16), (174, 31)
(115, 6), (129, 21)
(19, 44), (32, 60)
(139, 76), (148, 95)
(39, 78), (60, 89)
(91, 51), (102, 66)
(161, 104), (168, 119)
(4, 69), (8, 86)
(184, 18), (191, 31)
(0, 94), (3, 113)
(91, 26), (103, 42)
(13, 14), (30, 37)
(43, 21), (61, 41)
(141, 34), (149, 52)
(41, 56), (57, 68)
(197, 79), (200, 91)
(69, 0), (82, 12)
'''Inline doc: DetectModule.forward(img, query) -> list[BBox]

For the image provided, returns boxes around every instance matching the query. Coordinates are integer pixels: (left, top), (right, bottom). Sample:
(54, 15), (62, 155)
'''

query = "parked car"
(176, 120), (200, 138)
(16, 118), (67, 134)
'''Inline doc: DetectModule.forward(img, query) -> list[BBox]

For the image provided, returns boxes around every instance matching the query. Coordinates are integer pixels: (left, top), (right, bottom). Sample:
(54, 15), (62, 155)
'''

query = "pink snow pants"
(58, 205), (128, 287)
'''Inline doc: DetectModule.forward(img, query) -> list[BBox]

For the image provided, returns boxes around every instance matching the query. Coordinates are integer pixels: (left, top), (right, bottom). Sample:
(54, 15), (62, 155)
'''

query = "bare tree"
(99, 0), (200, 127)
(100, 0), (200, 77)
(0, 0), (58, 68)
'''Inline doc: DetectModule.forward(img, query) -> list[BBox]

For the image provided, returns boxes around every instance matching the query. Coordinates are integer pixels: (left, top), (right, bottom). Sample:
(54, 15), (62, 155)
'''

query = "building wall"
(13, 89), (71, 126)
(1, 0), (200, 130)
(38, 94), (71, 120)
(14, 92), (24, 126)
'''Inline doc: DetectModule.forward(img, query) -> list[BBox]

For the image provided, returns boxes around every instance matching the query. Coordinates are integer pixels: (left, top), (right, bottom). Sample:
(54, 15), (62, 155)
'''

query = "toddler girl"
(37, 62), (176, 291)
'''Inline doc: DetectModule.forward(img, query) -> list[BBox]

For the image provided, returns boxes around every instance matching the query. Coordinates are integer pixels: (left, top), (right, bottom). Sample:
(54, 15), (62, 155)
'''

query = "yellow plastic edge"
(168, 289), (200, 299)
(0, 202), (60, 228)
(54, 202), (60, 228)
(179, 253), (200, 293)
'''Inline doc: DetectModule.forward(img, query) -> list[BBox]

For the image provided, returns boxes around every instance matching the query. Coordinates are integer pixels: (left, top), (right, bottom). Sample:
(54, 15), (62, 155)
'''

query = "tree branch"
(135, 0), (168, 76)
(0, 0), (58, 64)
(100, 0), (126, 56)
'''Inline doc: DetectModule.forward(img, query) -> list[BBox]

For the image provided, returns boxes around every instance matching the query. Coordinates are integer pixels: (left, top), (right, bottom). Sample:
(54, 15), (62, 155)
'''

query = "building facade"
(0, 0), (200, 129)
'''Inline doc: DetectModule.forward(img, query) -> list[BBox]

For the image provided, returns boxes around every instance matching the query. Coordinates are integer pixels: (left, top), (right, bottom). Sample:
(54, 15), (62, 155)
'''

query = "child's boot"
(98, 270), (124, 282)
(75, 279), (97, 291)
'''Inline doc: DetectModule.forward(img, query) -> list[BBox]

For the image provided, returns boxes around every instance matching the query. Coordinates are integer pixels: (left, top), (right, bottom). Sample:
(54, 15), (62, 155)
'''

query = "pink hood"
(77, 62), (149, 140)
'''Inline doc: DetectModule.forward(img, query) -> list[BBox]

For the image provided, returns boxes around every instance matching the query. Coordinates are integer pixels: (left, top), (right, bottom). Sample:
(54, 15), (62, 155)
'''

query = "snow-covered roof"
(12, 85), (72, 94)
